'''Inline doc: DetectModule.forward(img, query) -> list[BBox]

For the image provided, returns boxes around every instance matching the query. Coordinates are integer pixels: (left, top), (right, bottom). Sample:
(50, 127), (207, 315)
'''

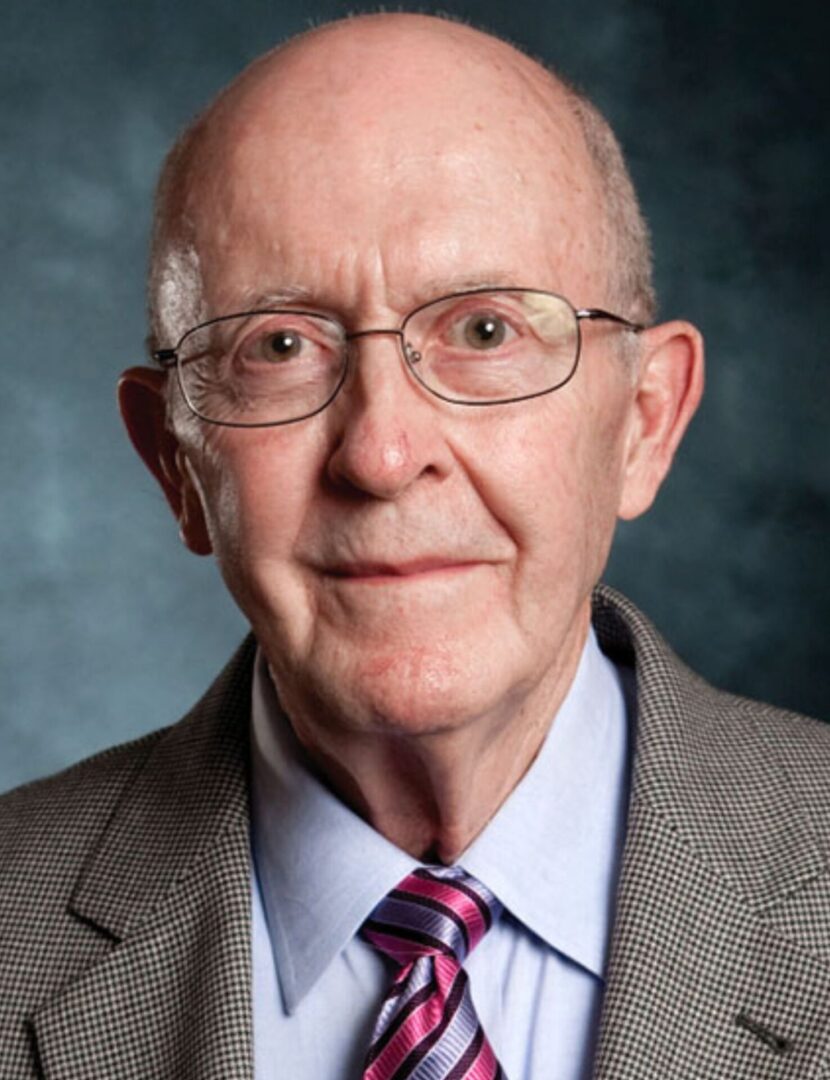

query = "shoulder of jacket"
(0, 726), (169, 862)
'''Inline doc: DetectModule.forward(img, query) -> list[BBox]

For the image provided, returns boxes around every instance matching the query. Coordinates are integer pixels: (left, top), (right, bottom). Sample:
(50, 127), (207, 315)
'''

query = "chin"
(315, 639), (532, 738)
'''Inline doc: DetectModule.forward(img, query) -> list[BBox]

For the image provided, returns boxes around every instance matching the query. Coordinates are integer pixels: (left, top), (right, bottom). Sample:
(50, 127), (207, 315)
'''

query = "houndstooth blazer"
(2, 585), (829, 1078)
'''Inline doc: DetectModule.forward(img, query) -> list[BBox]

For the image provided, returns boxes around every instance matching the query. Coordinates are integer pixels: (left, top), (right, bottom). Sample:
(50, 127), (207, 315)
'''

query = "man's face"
(165, 28), (644, 740)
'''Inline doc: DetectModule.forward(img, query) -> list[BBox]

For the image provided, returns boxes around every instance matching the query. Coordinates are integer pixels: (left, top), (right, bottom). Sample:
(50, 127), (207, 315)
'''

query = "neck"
(272, 619), (590, 864)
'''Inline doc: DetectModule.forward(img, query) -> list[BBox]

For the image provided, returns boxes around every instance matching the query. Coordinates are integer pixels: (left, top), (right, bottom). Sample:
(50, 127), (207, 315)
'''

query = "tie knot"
(363, 866), (501, 968)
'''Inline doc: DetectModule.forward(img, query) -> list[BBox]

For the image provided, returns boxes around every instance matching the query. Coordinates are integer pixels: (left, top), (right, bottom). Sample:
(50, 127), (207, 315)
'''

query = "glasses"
(153, 287), (644, 428)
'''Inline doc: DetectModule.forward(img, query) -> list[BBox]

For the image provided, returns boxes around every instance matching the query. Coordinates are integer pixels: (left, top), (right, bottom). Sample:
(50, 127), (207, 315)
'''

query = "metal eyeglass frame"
(152, 286), (645, 428)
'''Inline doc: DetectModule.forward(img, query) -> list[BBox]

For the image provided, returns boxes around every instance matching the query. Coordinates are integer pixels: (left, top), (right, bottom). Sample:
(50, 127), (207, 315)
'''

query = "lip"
(324, 558), (483, 581)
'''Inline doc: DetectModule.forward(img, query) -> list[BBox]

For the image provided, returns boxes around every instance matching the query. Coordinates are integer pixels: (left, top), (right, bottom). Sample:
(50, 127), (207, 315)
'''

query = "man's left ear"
(117, 367), (213, 556)
(617, 319), (704, 520)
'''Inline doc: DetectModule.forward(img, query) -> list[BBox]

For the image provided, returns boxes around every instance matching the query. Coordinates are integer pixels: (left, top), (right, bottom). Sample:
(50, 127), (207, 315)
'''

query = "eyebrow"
(407, 273), (524, 304)
(231, 284), (316, 309)
(230, 273), (526, 317)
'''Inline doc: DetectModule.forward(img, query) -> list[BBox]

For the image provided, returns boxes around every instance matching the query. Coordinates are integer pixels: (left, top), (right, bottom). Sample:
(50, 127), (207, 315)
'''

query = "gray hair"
(565, 90), (656, 326)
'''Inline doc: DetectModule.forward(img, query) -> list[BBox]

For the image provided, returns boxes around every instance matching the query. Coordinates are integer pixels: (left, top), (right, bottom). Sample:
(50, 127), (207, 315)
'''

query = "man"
(2, 12), (828, 1079)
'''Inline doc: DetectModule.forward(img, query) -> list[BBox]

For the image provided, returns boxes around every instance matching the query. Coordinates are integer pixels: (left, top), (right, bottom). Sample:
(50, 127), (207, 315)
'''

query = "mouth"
(324, 558), (483, 582)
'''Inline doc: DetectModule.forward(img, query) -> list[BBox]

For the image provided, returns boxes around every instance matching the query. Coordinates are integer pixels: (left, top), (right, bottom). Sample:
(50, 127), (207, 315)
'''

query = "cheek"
(187, 428), (320, 574)
(466, 393), (628, 592)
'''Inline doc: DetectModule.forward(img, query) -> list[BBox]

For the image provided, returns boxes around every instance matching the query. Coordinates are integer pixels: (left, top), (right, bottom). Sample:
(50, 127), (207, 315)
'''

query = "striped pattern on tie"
(362, 866), (507, 1080)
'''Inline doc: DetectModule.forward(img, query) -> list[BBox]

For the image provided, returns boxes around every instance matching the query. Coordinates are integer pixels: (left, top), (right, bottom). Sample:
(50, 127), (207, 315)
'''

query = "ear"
(117, 367), (213, 556)
(618, 320), (705, 520)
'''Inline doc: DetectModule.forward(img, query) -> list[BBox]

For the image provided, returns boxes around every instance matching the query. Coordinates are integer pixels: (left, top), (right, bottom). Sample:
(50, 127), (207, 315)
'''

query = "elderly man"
(2, 12), (829, 1080)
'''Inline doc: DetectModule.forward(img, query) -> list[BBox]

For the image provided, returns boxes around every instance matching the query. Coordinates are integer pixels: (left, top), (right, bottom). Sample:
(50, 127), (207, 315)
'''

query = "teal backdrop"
(2, 0), (828, 791)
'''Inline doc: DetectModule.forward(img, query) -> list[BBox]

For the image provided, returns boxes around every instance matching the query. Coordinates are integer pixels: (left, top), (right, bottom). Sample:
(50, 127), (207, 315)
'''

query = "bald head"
(149, 13), (654, 350)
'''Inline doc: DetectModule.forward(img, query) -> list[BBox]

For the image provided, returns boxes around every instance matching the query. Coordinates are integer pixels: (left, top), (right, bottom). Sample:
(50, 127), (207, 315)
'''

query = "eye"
(461, 312), (507, 350)
(256, 327), (305, 362)
(230, 313), (346, 373)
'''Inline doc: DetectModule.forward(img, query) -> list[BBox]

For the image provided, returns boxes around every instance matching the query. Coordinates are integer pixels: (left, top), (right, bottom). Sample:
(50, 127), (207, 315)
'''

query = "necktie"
(361, 865), (507, 1080)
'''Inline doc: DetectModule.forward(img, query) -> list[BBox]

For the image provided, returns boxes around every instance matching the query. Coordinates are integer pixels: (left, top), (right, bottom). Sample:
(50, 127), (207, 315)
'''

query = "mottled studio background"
(2, 0), (828, 791)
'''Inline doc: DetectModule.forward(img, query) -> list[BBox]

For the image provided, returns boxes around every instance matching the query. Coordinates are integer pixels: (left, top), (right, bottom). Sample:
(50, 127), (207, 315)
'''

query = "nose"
(325, 330), (452, 500)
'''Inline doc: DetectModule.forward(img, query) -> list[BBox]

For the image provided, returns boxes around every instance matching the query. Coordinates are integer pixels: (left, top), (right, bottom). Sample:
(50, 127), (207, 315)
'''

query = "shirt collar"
(460, 626), (632, 978)
(250, 659), (416, 1013)
(251, 627), (631, 1012)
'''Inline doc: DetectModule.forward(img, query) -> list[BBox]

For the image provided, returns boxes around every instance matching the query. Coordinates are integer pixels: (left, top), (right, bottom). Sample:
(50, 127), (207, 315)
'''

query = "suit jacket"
(2, 585), (829, 1078)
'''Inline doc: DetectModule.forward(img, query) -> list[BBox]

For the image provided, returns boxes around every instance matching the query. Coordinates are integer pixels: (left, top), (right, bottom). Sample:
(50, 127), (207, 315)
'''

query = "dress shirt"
(250, 627), (634, 1079)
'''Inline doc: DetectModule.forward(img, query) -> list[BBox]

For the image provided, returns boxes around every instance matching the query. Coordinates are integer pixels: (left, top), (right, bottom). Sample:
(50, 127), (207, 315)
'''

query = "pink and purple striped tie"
(361, 865), (507, 1080)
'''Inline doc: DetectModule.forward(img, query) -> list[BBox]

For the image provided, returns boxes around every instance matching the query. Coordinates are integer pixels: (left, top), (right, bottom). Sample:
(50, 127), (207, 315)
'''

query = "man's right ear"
(117, 368), (213, 556)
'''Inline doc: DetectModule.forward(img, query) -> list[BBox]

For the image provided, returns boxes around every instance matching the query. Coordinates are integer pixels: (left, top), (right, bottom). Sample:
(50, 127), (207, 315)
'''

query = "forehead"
(186, 26), (608, 316)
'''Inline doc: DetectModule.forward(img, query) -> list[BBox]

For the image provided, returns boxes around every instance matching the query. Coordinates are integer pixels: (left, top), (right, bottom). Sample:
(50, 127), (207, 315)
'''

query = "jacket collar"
(68, 636), (256, 941)
(30, 637), (258, 1079)
(592, 585), (825, 908)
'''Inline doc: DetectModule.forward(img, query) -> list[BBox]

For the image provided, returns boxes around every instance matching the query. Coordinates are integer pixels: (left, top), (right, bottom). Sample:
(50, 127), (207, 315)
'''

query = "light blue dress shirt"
(250, 627), (633, 1079)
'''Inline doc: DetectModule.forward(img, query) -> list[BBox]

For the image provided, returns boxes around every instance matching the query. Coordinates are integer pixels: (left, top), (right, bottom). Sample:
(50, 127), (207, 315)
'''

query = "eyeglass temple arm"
(576, 308), (645, 331)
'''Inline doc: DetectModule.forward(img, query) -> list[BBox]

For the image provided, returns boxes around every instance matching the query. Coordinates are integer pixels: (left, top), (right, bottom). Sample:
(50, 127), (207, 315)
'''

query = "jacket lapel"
(592, 587), (830, 1077)
(29, 638), (257, 1079)
(594, 795), (830, 1077)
